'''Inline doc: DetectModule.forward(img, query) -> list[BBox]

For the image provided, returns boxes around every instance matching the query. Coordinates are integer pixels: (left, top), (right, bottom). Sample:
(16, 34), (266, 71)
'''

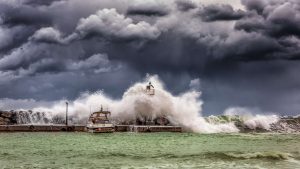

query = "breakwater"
(0, 125), (85, 132)
(1, 110), (300, 133)
(205, 115), (300, 133)
(0, 110), (64, 125)
(0, 124), (181, 132)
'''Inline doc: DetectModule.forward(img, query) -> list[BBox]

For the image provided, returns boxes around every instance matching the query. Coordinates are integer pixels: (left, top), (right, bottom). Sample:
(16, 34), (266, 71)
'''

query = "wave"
(1, 75), (292, 133)
(21, 75), (239, 133)
(205, 151), (293, 160)
(91, 151), (296, 161)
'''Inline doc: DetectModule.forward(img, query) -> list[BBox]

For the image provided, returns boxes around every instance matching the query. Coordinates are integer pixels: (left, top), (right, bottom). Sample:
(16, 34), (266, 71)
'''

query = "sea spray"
(1, 76), (281, 132)
(32, 75), (238, 133)
(223, 107), (279, 130)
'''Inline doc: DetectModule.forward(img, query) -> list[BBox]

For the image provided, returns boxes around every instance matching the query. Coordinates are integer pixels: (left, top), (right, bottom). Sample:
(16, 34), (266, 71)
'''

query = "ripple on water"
(0, 132), (299, 169)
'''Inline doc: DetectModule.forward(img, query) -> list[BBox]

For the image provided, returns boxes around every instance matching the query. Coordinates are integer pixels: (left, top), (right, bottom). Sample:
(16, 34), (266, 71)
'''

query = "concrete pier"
(115, 125), (182, 132)
(0, 125), (86, 132)
(0, 125), (182, 132)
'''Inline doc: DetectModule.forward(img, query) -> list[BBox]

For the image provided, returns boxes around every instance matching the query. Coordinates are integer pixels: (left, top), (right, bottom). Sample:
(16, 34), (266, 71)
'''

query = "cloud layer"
(1, 0), (300, 115)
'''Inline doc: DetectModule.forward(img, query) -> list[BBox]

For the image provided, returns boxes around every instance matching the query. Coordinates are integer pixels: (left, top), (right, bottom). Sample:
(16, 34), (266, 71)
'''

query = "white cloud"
(30, 27), (66, 44)
(69, 54), (108, 70)
(72, 8), (160, 40)
(68, 53), (121, 74)
(0, 42), (44, 70)
(201, 0), (244, 10)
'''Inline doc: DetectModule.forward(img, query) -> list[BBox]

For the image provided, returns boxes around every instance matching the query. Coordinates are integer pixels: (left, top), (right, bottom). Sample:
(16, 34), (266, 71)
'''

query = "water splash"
(223, 107), (279, 130)
(1, 76), (283, 133)
(17, 110), (48, 124)
(32, 75), (238, 133)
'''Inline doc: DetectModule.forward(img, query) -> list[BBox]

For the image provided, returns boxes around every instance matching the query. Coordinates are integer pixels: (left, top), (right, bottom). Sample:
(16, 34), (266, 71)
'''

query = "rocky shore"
(236, 117), (300, 133)
(270, 117), (300, 133)
(0, 110), (65, 125)
(205, 115), (300, 133)
(0, 111), (17, 125)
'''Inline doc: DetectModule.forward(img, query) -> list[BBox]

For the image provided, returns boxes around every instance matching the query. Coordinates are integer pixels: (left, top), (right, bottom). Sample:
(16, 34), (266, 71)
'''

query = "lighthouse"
(145, 82), (155, 95)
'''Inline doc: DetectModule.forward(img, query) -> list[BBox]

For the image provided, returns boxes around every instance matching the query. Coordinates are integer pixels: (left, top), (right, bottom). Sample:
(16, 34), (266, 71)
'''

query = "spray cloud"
(224, 107), (279, 130)
(32, 75), (238, 133)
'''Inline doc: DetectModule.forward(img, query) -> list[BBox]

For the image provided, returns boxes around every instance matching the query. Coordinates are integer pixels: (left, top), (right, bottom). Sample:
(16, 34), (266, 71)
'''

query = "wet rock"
(0, 111), (12, 118)
(269, 117), (300, 133)
(0, 121), (8, 125)
(0, 117), (9, 125)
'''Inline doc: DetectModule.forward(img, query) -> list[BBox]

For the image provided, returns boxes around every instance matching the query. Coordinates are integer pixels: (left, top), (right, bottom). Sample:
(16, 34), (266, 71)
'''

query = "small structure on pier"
(146, 82), (155, 95)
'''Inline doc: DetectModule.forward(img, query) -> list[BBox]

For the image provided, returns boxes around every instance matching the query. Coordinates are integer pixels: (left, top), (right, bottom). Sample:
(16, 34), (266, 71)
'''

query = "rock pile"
(270, 117), (300, 133)
(0, 110), (66, 125)
(0, 111), (17, 125)
(205, 115), (300, 133)
(1, 110), (300, 133)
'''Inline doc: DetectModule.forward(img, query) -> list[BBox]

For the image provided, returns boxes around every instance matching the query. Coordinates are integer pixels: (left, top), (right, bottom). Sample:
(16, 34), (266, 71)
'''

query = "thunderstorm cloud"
(0, 0), (300, 115)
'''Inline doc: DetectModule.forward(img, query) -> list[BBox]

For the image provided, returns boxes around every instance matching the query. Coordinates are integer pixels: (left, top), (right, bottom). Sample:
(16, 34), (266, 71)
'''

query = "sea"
(0, 132), (299, 169)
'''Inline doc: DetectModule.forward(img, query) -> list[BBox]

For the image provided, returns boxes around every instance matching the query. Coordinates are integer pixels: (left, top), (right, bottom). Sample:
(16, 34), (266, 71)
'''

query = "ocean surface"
(0, 132), (299, 169)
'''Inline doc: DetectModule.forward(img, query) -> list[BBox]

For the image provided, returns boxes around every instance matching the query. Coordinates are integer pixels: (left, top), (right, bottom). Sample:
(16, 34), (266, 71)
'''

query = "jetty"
(0, 124), (181, 132)
(0, 82), (182, 133)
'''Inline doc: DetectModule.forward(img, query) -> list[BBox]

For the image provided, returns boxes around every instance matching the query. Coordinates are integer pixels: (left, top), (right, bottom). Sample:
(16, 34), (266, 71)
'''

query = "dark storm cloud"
(0, 3), (52, 26)
(23, 0), (63, 6)
(198, 4), (245, 21)
(0, 25), (36, 54)
(72, 8), (161, 41)
(175, 0), (197, 12)
(1, 0), (300, 115)
(238, 0), (300, 38)
(241, 0), (267, 14)
(126, 3), (169, 16)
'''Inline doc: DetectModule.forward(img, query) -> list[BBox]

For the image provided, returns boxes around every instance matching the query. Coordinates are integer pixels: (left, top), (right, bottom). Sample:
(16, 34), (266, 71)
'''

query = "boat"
(86, 106), (115, 133)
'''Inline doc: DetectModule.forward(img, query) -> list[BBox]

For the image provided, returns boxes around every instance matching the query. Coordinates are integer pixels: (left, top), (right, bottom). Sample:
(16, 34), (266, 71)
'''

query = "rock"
(0, 117), (9, 125)
(0, 111), (12, 118)
(0, 121), (8, 125)
(3, 118), (10, 122)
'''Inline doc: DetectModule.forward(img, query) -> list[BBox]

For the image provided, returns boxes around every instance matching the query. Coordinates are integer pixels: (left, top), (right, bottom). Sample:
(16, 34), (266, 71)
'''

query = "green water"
(0, 132), (299, 169)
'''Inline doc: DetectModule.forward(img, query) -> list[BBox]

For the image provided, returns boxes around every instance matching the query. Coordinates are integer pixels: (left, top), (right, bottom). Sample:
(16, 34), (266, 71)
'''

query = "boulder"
(0, 121), (8, 125)
(3, 118), (10, 122)
(0, 111), (12, 118)
(0, 117), (8, 125)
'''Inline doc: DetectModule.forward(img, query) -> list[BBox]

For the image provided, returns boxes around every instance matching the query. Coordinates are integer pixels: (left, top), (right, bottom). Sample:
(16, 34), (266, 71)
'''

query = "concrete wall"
(0, 125), (86, 132)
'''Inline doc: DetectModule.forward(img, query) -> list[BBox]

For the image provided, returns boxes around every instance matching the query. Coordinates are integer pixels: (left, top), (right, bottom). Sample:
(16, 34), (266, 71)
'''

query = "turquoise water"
(0, 132), (299, 169)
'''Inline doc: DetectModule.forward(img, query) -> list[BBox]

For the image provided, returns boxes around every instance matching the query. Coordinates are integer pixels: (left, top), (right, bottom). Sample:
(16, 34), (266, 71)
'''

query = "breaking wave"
(205, 152), (294, 160)
(1, 75), (283, 133)
(30, 75), (238, 133)
(205, 107), (280, 132)
(223, 107), (279, 130)
(102, 151), (298, 161)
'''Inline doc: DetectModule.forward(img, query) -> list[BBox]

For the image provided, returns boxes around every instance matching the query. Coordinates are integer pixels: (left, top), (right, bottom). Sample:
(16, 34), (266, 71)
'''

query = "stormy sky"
(0, 0), (300, 115)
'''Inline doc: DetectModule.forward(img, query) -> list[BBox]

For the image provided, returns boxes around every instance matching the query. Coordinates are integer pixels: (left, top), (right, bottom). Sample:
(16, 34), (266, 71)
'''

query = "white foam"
(33, 75), (238, 133)
(224, 107), (279, 130)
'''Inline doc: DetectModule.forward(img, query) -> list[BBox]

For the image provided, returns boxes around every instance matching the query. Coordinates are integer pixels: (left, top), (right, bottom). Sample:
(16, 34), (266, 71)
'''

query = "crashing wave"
(0, 76), (299, 133)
